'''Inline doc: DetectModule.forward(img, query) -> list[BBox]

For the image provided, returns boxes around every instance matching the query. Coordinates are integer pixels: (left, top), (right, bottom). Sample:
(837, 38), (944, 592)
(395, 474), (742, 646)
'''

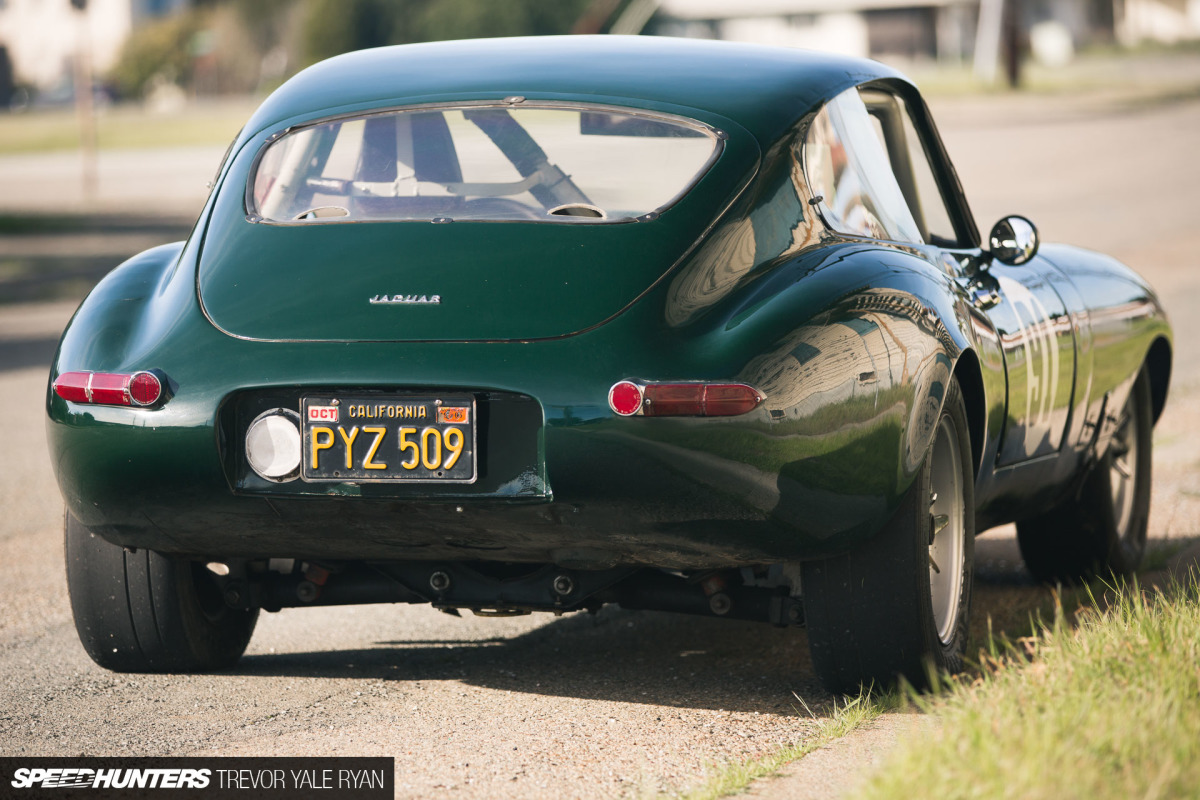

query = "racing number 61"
(399, 426), (464, 471)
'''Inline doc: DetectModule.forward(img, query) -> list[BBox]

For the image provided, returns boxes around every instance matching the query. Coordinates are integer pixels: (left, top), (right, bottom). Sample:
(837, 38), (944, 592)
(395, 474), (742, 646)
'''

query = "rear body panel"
(49, 229), (970, 568)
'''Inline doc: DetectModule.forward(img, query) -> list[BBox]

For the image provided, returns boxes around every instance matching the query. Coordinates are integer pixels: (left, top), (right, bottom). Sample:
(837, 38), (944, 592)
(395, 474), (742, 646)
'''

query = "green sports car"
(47, 36), (1171, 693)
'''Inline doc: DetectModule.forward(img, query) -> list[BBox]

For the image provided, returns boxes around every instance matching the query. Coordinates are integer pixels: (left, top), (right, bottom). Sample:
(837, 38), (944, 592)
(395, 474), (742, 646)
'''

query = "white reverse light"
(245, 409), (301, 482)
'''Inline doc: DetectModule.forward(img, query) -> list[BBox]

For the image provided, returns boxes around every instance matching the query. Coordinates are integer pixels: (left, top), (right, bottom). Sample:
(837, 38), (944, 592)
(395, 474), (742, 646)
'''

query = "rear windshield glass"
(249, 104), (721, 224)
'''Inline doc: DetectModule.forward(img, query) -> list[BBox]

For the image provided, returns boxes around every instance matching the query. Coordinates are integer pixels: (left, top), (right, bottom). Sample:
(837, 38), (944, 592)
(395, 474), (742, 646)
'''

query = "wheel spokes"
(1112, 457), (1132, 480)
(928, 416), (965, 645)
(1110, 412), (1132, 457)
(1108, 391), (1140, 538)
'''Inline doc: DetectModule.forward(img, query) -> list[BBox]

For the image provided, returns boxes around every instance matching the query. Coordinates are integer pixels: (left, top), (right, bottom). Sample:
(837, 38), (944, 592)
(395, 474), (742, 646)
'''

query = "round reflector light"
(608, 381), (644, 416)
(128, 371), (163, 406)
(245, 409), (302, 482)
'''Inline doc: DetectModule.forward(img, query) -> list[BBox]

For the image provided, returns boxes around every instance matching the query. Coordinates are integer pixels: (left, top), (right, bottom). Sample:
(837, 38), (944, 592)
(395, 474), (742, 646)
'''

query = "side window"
(860, 89), (960, 247)
(803, 88), (922, 244)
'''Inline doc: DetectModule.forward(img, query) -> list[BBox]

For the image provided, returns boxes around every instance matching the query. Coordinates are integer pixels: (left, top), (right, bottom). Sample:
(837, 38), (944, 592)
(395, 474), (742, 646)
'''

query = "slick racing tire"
(802, 376), (975, 694)
(1017, 365), (1153, 585)
(65, 514), (258, 672)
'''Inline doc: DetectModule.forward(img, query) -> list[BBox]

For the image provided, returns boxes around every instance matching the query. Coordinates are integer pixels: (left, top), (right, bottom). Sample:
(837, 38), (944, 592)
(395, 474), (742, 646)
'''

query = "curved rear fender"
(49, 242), (188, 381)
(663, 242), (974, 550)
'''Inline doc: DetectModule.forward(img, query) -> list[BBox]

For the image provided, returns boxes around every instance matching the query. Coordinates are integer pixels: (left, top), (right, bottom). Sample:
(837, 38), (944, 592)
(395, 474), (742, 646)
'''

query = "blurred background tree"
(108, 10), (205, 98)
(301, 0), (594, 63)
(109, 0), (607, 100)
(301, 0), (404, 66)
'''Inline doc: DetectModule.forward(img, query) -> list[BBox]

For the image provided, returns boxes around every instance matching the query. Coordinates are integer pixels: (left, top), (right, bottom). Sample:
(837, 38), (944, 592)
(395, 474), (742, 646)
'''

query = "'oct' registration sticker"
(438, 406), (469, 424)
(308, 405), (339, 423)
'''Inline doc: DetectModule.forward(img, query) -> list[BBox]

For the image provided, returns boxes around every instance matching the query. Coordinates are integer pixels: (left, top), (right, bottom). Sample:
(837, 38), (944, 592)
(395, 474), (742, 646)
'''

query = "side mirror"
(988, 215), (1039, 266)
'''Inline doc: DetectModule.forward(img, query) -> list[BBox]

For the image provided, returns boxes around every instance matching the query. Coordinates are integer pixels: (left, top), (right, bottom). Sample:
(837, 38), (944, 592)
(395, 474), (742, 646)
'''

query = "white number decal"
(998, 276), (1060, 432)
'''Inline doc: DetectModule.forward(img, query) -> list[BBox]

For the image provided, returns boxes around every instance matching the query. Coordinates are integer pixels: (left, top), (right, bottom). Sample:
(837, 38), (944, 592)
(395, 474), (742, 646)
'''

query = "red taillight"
(608, 381), (764, 417)
(53, 370), (165, 408)
(642, 383), (700, 416)
(88, 372), (128, 405)
(701, 384), (764, 416)
(52, 372), (90, 403)
(608, 381), (645, 416)
(128, 372), (163, 406)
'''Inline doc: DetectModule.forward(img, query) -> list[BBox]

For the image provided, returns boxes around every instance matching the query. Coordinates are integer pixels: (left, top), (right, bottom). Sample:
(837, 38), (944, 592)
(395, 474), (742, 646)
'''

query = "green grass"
(0, 99), (256, 155)
(850, 572), (1200, 800)
(675, 690), (897, 800)
(691, 570), (1200, 800)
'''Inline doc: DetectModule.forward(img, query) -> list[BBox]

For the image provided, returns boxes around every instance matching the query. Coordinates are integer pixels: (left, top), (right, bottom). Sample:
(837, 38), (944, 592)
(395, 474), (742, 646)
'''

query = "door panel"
(986, 262), (1077, 464)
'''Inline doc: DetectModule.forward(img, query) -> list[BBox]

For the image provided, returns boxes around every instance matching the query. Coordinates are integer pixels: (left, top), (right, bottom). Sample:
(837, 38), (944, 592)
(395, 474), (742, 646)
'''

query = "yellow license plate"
(301, 395), (476, 483)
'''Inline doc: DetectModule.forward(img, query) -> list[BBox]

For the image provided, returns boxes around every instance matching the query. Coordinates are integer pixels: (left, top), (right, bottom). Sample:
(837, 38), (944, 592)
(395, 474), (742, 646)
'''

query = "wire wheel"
(929, 415), (966, 645)
(1016, 365), (1153, 584)
(1108, 395), (1140, 543)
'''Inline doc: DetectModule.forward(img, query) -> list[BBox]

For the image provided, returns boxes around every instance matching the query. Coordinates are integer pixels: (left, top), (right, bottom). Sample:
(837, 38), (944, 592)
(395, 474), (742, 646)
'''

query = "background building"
(632, 0), (1200, 62)
(1, 0), (1198, 107)
(0, 0), (186, 96)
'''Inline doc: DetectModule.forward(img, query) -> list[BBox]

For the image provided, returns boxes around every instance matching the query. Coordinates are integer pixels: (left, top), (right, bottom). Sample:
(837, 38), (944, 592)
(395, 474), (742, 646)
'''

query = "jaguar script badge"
(369, 294), (442, 305)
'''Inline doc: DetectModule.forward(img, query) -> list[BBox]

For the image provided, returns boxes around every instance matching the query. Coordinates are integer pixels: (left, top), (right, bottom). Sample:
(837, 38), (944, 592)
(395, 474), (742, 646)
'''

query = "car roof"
(242, 35), (906, 147)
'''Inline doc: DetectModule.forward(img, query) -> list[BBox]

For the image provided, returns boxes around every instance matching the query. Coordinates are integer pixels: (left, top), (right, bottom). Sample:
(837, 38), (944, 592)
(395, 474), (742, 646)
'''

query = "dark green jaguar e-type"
(47, 36), (1171, 693)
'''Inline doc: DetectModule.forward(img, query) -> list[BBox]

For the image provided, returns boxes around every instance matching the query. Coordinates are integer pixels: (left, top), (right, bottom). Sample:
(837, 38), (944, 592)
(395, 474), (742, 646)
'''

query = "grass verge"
(0, 100), (256, 155)
(677, 690), (897, 800)
(851, 572), (1200, 800)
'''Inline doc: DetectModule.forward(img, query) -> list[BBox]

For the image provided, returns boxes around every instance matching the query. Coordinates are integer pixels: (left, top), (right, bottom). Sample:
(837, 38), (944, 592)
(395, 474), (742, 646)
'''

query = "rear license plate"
(301, 395), (476, 483)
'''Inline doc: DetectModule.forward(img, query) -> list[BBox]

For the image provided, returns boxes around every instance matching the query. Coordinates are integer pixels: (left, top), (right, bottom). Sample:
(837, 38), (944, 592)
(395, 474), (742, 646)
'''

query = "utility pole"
(973, 0), (1003, 84)
(71, 0), (97, 204)
(975, 0), (1022, 87)
(1002, 0), (1023, 87)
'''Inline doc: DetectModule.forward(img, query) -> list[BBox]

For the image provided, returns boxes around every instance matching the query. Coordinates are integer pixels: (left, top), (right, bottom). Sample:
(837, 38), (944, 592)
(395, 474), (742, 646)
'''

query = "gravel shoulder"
(740, 712), (934, 800)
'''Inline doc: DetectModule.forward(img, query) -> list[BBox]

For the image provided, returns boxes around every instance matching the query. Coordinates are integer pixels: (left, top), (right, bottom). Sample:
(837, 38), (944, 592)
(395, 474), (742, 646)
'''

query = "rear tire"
(802, 376), (975, 694)
(65, 514), (258, 672)
(1017, 366), (1152, 585)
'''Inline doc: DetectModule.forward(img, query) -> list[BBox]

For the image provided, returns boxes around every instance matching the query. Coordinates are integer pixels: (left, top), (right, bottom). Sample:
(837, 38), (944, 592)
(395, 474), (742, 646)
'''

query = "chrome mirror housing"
(988, 215), (1039, 266)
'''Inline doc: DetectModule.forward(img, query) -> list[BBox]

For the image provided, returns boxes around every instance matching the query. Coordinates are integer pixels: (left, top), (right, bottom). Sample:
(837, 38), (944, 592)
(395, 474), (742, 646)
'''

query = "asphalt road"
(2, 93), (1199, 799)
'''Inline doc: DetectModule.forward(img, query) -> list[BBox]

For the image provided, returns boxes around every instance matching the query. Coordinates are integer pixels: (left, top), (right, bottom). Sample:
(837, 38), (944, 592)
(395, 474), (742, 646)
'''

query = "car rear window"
(249, 104), (722, 224)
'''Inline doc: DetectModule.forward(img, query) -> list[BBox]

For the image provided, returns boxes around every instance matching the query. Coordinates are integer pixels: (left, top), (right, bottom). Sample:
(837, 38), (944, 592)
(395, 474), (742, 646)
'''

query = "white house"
(0, 0), (186, 90)
(626, 0), (1200, 61)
